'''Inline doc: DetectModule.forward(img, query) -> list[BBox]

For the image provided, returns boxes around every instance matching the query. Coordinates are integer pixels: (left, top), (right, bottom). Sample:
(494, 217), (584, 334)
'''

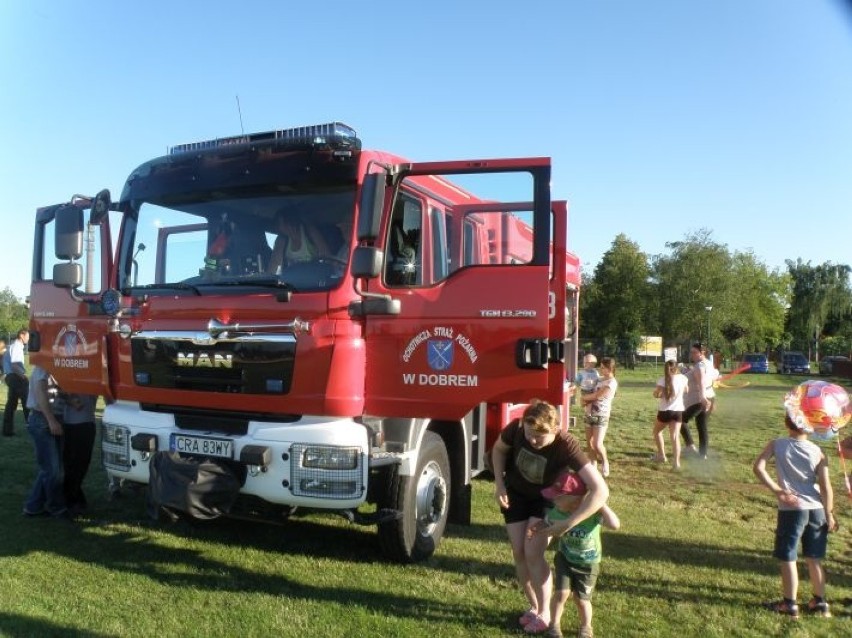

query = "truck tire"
(378, 431), (450, 563)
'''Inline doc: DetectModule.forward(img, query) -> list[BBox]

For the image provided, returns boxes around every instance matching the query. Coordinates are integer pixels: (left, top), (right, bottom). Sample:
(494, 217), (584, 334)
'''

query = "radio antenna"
(235, 95), (245, 135)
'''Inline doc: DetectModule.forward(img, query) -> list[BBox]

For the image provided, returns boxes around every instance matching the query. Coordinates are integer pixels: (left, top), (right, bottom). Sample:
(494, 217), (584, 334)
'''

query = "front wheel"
(377, 431), (450, 563)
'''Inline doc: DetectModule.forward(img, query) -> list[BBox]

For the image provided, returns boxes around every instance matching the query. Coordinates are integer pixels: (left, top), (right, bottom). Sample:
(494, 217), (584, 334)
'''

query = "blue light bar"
(169, 121), (358, 155)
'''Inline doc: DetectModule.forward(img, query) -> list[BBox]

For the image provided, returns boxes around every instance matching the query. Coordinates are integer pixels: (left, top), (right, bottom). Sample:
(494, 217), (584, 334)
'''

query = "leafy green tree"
(650, 229), (732, 347)
(582, 234), (650, 348)
(727, 252), (789, 353)
(784, 260), (852, 360)
(720, 321), (747, 354)
(0, 287), (29, 341)
(820, 335), (851, 357)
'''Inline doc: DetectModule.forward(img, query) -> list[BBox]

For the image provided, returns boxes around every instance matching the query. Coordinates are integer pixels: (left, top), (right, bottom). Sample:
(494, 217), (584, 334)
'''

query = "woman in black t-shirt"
(491, 400), (609, 634)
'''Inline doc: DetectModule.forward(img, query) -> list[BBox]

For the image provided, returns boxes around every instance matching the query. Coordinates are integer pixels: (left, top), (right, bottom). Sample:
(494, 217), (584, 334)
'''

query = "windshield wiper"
(131, 282), (202, 296)
(213, 278), (297, 292)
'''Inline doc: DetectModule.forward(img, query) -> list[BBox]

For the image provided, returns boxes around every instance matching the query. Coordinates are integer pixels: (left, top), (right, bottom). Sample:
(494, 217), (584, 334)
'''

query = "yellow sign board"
(637, 336), (663, 357)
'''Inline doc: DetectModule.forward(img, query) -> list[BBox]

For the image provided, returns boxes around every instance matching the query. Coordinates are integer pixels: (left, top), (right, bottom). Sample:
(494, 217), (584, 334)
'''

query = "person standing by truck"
(491, 400), (609, 634)
(3, 329), (30, 436)
(22, 365), (66, 518)
(62, 393), (98, 516)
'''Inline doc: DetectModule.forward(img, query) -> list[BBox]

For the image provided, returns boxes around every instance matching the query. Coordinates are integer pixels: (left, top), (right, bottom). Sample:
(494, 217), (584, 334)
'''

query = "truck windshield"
(122, 186), (356, 293)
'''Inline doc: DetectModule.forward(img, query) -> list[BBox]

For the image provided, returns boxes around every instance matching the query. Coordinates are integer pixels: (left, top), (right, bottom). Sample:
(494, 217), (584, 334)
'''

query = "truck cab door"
(28, 197), (116, 398)
(359, 158), (567, 420)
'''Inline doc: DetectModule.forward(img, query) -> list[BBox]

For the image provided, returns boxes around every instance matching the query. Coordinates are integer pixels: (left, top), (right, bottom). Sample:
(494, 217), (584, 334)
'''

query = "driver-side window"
(385, 194), (423, 287)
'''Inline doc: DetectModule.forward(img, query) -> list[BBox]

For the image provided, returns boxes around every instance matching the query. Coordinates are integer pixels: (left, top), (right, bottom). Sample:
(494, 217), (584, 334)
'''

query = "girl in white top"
(582, 357), (618, 478)
(652, 360), (689, 470)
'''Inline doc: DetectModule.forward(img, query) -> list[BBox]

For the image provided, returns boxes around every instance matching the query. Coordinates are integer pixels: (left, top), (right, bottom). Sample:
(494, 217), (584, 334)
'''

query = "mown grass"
(1, 369), (850, 637)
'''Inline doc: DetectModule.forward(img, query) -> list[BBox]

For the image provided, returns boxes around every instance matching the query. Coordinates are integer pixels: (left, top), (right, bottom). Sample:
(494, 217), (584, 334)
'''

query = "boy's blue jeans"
(24, 410), (67, 516)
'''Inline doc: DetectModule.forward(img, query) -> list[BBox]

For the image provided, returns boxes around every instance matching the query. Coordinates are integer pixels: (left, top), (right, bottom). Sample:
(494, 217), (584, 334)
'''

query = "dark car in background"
(742, 353), (770, 373)
(779, 352), (810, 374)
(819, 355), (850, 376)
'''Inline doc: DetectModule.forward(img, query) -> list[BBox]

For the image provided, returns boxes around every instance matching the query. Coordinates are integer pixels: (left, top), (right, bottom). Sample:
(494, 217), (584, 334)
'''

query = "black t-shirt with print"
(499, 419), (589, 500)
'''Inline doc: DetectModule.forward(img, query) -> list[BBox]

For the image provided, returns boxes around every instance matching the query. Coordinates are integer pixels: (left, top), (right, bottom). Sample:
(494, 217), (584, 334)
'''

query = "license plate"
(170, 434), (234, 459)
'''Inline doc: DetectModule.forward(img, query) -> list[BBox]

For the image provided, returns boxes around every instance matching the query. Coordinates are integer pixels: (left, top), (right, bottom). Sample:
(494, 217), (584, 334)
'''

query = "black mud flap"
(147, 452), (241, 521)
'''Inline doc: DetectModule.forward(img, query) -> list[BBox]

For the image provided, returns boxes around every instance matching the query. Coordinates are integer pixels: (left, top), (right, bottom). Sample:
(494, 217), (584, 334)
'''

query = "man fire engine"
(28, 122), (580, 562)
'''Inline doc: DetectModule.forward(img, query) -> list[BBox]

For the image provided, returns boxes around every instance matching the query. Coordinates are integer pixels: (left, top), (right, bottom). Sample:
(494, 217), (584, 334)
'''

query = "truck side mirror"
(55, 204), (84, 260)
(357, 173), (385, 241)
(350, 246), (383, 278)
(53, 263), (83, 288)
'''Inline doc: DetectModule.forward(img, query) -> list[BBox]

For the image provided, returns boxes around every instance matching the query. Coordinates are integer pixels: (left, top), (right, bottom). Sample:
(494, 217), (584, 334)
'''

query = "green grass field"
(1, 370), (850, 637)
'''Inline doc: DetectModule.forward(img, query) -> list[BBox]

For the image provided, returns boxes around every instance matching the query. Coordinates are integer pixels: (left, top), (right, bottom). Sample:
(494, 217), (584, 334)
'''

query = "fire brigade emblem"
(427, 339), (454, 371)
(64, 329), (80, 356)
(54, 324), (89, 355)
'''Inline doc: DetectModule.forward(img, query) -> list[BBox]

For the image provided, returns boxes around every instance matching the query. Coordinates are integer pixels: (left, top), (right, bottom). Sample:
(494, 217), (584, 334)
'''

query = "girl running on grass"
(651, 359), (689, 470)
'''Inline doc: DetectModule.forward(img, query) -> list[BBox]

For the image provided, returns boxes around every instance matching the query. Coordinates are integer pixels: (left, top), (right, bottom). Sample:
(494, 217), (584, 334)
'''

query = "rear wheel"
(377, 431), (450, 562)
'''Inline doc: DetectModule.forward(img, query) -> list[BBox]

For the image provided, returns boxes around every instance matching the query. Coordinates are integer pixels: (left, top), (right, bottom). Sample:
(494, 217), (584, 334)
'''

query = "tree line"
(0, 287), (29, 345)
(579, 230), (852, 363)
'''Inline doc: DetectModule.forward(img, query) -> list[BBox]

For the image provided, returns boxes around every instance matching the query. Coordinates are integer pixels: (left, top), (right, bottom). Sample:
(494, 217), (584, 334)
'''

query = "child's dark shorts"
(773, 508), (828, 561)
(553, 552), (600, 600)
(656, 410), (684, 423)
(501, 485), (548, 524)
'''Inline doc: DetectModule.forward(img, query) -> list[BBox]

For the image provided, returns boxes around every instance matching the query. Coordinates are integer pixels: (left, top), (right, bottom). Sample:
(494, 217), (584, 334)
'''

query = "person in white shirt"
(3, 329), (30, 436)
(651, 359), (689, 470)
(23, 365), (67, 517)
(582, 357), (618, 478)
(680, 343), (716, 459)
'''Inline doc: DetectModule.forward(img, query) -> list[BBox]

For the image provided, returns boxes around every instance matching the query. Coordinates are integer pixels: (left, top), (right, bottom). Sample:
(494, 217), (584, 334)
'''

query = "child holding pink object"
(532, 473), (620, 638)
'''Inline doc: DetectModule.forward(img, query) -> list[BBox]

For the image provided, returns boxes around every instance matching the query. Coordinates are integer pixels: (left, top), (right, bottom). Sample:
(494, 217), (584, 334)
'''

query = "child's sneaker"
(806, 597), (831, 617)
(577, 626), (594, 638)
(762, 599), (799, 619)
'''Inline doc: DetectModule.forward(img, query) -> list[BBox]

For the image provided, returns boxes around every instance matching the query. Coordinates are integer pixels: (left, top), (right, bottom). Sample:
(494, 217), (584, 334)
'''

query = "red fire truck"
(28, 122), (580, 562)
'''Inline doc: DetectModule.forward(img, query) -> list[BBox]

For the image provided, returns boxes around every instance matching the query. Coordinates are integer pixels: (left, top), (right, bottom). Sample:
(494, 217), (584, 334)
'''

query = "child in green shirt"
(533, 472), (620, 638)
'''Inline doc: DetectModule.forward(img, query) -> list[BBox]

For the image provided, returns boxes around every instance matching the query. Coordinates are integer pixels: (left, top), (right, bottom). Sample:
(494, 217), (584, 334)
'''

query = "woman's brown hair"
(522, 399), (560, 433)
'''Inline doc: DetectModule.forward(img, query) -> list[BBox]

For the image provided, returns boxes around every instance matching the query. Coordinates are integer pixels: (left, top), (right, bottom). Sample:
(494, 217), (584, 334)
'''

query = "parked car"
(742, 353), (770, 373)
(779, 352), (810, 374)
(819, 355), (850, 375)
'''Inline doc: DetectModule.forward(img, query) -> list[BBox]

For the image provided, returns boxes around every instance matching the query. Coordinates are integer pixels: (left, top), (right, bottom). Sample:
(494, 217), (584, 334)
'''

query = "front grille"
(131, 336), (296, 394)
(174, 367), (245, 392)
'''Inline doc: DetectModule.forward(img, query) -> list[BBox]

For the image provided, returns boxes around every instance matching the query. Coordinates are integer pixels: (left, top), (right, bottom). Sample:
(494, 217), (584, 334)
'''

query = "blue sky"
(2, 1), (851, 300)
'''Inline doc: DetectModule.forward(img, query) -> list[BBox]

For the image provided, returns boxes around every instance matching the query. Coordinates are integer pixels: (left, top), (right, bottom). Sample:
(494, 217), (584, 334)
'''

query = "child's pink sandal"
(524, 615), (549, 634)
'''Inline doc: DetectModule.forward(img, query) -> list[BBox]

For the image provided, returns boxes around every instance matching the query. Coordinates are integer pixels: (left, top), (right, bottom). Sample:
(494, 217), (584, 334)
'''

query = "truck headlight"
(290, 443), (364, 500)
(102, 423), (131, 471)
(302, 446), (358, 470)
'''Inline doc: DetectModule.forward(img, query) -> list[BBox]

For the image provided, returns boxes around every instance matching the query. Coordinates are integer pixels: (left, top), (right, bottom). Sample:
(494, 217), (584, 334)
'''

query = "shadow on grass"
(0, 613), (110, 638)
(0, 511), (509, 632)
(607, 531), (852, 590)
